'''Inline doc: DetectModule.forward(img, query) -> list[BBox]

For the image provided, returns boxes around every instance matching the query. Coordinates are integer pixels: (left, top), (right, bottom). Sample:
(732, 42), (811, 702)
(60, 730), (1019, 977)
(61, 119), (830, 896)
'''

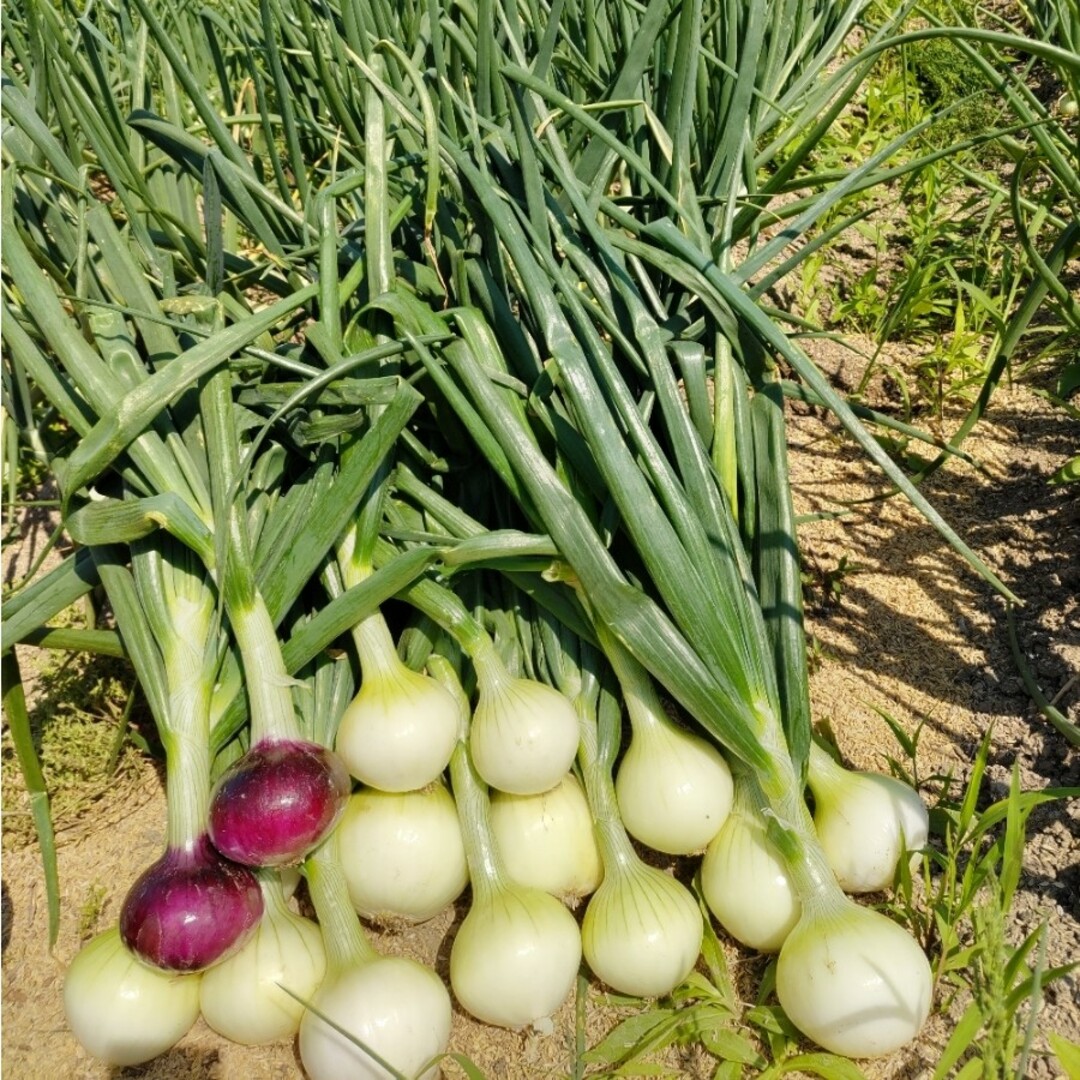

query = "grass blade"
(1, 650), (61, 945)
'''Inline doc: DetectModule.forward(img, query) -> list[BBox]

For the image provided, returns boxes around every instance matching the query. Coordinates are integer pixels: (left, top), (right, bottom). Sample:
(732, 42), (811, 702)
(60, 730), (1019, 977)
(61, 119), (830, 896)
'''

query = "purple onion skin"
(208, 739), (351, 867)
(119, 835), (263, 973)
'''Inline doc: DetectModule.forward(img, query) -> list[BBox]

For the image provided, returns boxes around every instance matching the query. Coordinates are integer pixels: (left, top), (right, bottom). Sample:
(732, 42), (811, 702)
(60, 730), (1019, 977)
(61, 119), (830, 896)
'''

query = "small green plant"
(890, 731), (1079, 1078)
(577, 903), (869, 1079)
(801, 554), (866, 612)
(78, 883), (108, 941)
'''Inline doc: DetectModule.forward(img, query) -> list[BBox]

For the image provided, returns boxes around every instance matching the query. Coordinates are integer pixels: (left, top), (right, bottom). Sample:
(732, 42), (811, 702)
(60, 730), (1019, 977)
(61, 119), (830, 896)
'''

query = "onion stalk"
(203, 370), (350, 867)
(298, 835), (452, 1080)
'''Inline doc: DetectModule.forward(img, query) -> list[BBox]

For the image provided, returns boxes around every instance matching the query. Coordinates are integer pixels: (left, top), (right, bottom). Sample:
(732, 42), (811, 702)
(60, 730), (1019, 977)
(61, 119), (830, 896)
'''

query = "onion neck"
(161, 632), (213, 853)
(163, 725), (211, 853)
(366, 548), (500, 671)
(597, 623), (667, 740)
(742, 733), (841, 908)
(305, 838), (379, 974)
(471, 641), (514, 698)
(227, 588), (299, 745)
(575, 697), (641, 878)
(351, 610), (404, 679)
(806, 740), (849, 796)
(256, 868), (292, 924)
(339, 526), (414, 682)
(448, 739), (507, 906)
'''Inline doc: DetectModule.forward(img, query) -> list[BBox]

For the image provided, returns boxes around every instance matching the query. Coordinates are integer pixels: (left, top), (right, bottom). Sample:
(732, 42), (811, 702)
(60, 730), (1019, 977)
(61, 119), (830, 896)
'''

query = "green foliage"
(1, 0), (1076, 1069)
(890, 732), (1079, 1077)
(0, 648), (139, 850)
(904, 2), (1006, 155)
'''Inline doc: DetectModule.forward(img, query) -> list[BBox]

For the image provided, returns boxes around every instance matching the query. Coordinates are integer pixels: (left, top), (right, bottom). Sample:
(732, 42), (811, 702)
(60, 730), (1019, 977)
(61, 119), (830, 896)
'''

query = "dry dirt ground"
(1, 369), (1077, 1080)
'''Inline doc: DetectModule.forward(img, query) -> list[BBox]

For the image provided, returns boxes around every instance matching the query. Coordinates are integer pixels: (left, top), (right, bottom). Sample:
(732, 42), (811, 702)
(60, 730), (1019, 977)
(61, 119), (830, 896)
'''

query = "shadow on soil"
(789, 402), (1078, 749)
(112, 1049), (221, 1079)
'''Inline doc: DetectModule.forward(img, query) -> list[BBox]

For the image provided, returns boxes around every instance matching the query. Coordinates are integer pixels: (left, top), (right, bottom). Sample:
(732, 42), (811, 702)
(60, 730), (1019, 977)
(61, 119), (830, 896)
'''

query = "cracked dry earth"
(1, 367), (1077, 1080)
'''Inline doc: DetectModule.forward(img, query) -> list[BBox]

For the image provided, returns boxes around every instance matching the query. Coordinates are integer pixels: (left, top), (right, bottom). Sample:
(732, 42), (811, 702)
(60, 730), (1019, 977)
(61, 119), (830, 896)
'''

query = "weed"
(801, 554), (866, 612)
(77, 883), (107, 941)
(0, 649), (138, 850)
(889, 733), (1079, 1077)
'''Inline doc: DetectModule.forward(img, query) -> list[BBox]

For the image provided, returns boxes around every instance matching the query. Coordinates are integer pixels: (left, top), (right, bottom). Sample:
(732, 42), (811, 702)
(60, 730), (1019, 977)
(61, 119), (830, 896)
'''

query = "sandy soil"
(2, 371), (1077, 1080)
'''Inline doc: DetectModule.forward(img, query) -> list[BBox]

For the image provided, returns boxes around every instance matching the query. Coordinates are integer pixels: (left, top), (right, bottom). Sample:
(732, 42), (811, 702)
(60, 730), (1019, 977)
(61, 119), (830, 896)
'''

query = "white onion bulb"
(336, 659), (459, 793)
(450, 881), (582, 1028)
(470, 672), (580, 796)
(490, 773), (603, 901)
(582, 861), (702, 997)
(701, 799), (800, 953)
(338, 783), (469, 922)
(299, 956), (452, 1080)
(199, 875), (326, 1044)
(64, 927), (201, 1066)
(601, 635), (732, 855)
(776, 895), (933, 1057)
(808, 745), (929, 893)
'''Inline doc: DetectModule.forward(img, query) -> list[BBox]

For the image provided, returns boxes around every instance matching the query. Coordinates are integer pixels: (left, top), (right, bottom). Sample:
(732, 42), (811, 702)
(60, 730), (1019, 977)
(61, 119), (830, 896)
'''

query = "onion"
(208, 738), (351, 867)
(448, 738), (582, 1027)
(615, 716), (733, 855)
(210, 458), (352, 867)
(754, 763), (933, 1058)
(469, 655), (580, 796)
(581, 841), (702, 998)
(606, 628), (733, 855)
(490, 772), (603, 902)
(450, 877), (584, 1029)
(299, 837), (452, 1080)
(199, 871), (327, 1044)
(335, 612), (459, 793)
(119, 834), (263, 972)
(338, 782), (469, 922)
(575, 648), (702, 998)
(807, 743), (929, 893)
(113, 555), (261, 973)
(776, 893), (933, 1058)
(64, 927), (201, 1066)
(700, 778), (800, 953)
(300, 957), (451, 1080)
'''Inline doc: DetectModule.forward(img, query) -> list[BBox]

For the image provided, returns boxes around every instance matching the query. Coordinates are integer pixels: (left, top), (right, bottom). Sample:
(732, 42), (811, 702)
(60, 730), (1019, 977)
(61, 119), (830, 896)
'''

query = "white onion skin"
(450, 882), (582, 1028)
(776, 896), (933, 1058)
(490, 773), (603, 901)
(336, 662), (459, 793)
(582, 863), (702, 998)
(64, 927), (201, 1066)
(199, 886), (326, 1045)
(298, 956), (452, 1080)
(701, 805), (800, 953)
(337, 784), (469, 922)
(470, 675), (580, 796)
(808, 752), (929, 893)
(615, 717), (733, 855)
